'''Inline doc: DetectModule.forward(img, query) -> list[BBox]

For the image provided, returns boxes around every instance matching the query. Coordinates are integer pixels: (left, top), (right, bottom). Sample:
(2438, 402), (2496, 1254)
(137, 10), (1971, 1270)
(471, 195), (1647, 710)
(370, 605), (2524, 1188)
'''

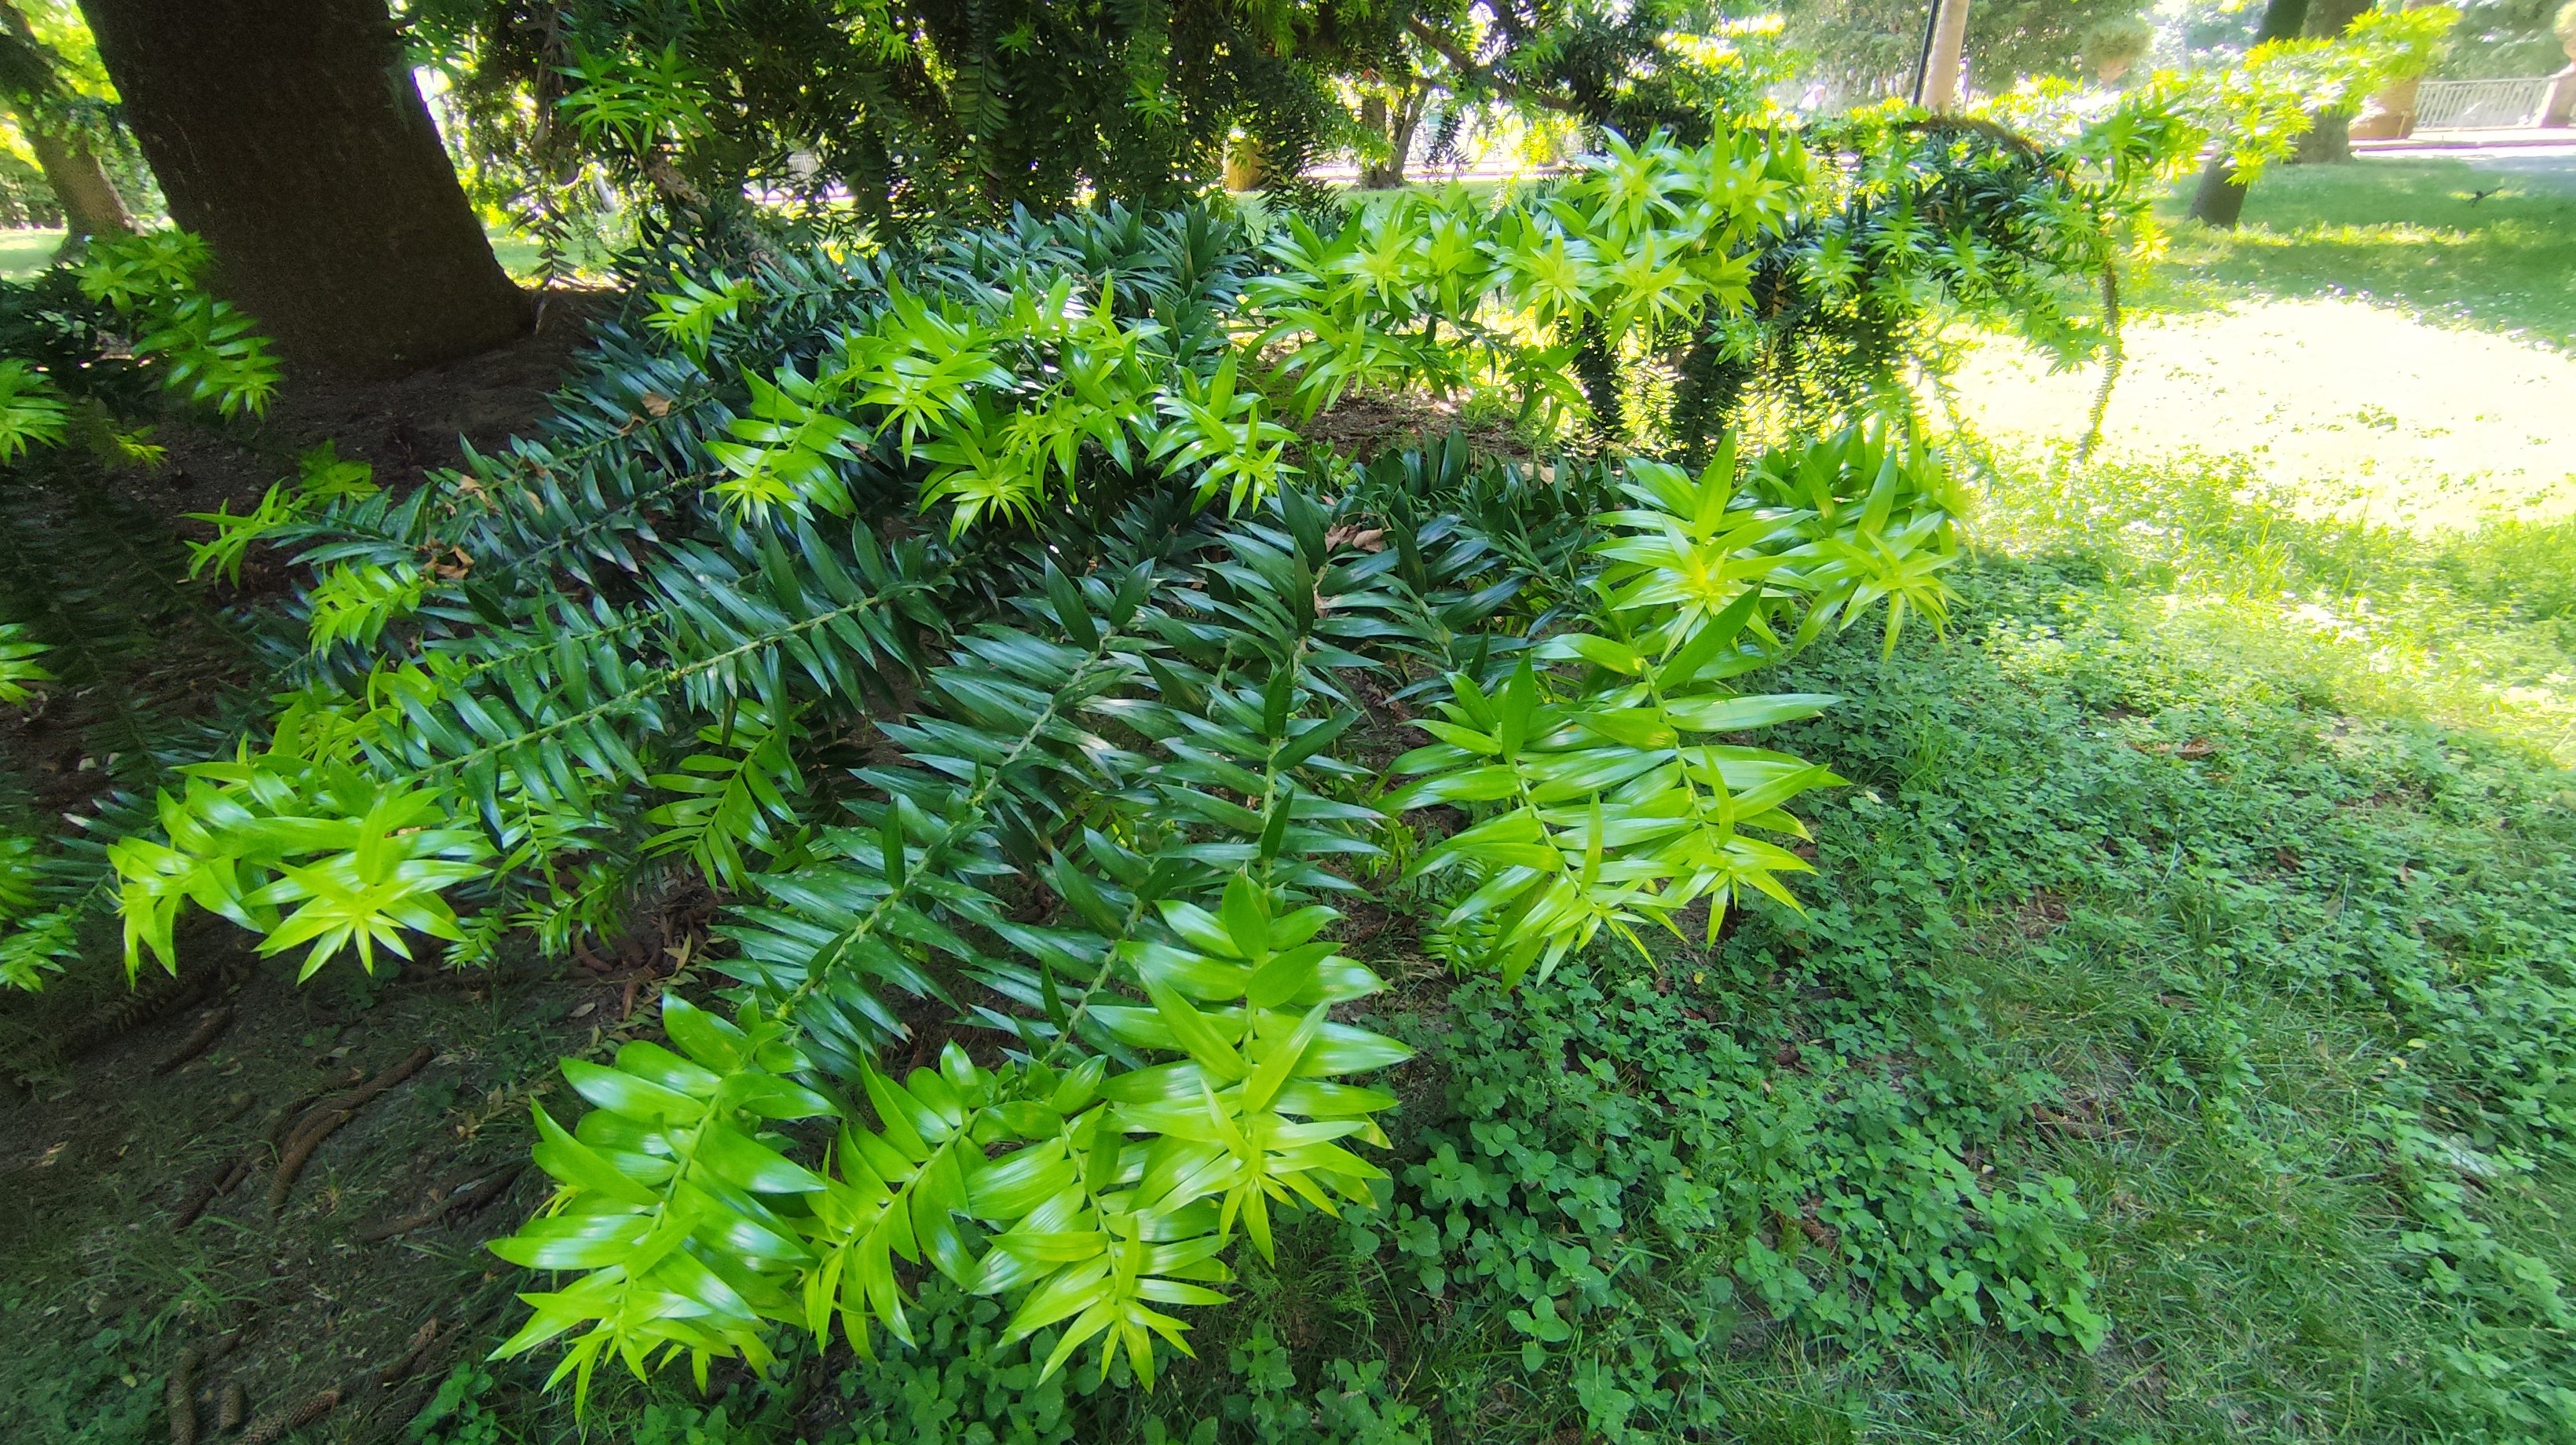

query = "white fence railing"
(2415, 76), (2555, 130)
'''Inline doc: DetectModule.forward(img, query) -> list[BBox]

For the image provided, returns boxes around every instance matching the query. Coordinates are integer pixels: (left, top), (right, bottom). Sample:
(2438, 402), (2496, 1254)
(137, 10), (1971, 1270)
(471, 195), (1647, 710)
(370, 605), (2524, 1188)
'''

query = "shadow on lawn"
(2137, 155), (2576, 350)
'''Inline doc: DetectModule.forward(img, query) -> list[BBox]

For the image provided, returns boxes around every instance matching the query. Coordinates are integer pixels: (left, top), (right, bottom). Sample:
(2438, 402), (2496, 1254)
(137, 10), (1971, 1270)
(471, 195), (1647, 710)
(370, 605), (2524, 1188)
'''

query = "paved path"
(2358, 137), (2576, 195)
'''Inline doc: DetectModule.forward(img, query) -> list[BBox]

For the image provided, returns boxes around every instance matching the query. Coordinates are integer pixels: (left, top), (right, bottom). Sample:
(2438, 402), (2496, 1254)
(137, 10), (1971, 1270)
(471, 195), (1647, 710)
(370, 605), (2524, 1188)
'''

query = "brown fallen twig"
(267, 1045), (434, 1216)
(154, 1005), (234, 1075)
(357, 1163), (523, 1242)
(237, 1386), (338, 1445)
(167, 1344), (200, 1445)
(217, 1381), (248, 1432)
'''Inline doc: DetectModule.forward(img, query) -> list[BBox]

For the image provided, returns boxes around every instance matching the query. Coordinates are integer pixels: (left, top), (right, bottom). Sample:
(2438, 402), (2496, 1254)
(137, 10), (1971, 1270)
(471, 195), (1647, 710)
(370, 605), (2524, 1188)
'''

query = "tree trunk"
(1359, 93), (1396, 189)
(0, 0), (127, 243)
(78, 0), (529, 379)
(1387, 90), (1426, 185)
(1360, 86), (1427, 190)
(2292, 0), (2375, 163)
(2188, 0), (2313, 228)
(2294, 112), (2351, 164)
(24, 125), (132, 243)
(1920, 0), (1974, 110)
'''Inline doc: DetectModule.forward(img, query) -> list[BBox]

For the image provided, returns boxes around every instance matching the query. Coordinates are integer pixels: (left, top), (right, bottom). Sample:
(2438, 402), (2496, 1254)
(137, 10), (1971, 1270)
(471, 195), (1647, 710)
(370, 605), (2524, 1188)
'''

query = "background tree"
(0, 0), (130, 247)
(2083, 12), (2157, 79)
(2293, 0), (2378, 161)
(1773, 0), (2156, 101)
(77, 0), (529, 379)
(2186, 0), (2311, 225)
(2430, 0), (2570, 75)
(1402, 1), (1802, 137)
(1355, 57), (1435, 188)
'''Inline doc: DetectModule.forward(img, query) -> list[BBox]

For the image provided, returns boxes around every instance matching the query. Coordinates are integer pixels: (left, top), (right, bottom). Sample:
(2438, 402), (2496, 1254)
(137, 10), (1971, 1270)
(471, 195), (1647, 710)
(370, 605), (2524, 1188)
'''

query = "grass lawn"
(0, 226), (63, 279)
(2138, 153), (2576, 352)
(1945, 153), (2576, 529)
(1, 228), (597, 284)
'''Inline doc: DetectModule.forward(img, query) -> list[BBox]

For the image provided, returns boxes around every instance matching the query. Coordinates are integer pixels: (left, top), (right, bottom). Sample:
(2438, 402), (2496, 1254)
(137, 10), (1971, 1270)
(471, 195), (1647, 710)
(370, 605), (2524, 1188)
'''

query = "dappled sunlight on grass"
(2138, 156), (2576, 351)
(1970, 447), (2576, 766)
(0, 227), (64, 281)
(1941, 299), (2576, 529)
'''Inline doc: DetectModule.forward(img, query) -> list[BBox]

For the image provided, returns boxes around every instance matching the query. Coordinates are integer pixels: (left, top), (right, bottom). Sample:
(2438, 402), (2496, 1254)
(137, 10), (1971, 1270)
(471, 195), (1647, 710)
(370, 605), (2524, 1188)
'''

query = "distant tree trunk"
(78, 0), (529, 379)
(1358, 83), (1427, 189)
(1359, 93), (1389, 186)
(1387, 90), (1425, 185)
(2188, 0), (2313, 228)
(0, 0), (130, 243)
(24, 126), (132, 243)
(2293, 0), (2376, 163)
(1920, 0), (1974, 109)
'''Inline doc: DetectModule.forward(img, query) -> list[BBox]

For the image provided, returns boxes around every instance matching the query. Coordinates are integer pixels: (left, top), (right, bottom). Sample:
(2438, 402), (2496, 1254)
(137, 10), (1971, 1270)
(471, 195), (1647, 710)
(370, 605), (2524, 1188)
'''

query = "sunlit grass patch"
(1969, 447), (2576, 765)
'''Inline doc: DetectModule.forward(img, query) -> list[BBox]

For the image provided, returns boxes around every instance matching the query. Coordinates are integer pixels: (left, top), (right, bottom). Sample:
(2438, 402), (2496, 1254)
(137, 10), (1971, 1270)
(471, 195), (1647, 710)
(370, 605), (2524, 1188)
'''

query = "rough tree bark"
(2187, 0), (2312, 228)
(77, 0), (529, 379)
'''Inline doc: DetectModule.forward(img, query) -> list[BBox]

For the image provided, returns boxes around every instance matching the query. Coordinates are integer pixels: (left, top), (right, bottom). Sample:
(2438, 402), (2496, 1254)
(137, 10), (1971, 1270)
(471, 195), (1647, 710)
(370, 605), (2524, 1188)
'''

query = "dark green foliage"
(1680, 109), (2179, 456)
(412, 0), (1400, 233)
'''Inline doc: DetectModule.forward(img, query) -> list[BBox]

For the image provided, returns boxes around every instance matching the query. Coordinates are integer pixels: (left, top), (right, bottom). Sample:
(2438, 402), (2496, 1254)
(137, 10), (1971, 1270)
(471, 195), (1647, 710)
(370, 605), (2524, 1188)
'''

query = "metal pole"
(1908, 0), (1941, 105)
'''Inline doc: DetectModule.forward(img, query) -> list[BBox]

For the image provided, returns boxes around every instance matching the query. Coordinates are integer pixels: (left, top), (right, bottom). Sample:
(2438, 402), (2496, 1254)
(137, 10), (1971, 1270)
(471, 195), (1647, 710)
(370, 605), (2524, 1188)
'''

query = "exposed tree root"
(166, 1344), (200, 1445)
(266, 1045), (434, 1216)
(236, 1386), (338, 1445)
(174, 1087), (329, 1230)
(376, 1315), (441, 1388)
(357, 1162), (522, 1242)
(153, 1005), (234, 1074)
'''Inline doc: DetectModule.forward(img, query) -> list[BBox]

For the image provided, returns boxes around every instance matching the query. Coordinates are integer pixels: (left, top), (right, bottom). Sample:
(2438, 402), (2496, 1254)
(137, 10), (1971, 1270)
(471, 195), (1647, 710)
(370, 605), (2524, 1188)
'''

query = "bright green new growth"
(0, 228), (280, 465)
(73, 231), (278, 417)
(474, 423), (1957, 1399)
(1392, 429), (1957, 986)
